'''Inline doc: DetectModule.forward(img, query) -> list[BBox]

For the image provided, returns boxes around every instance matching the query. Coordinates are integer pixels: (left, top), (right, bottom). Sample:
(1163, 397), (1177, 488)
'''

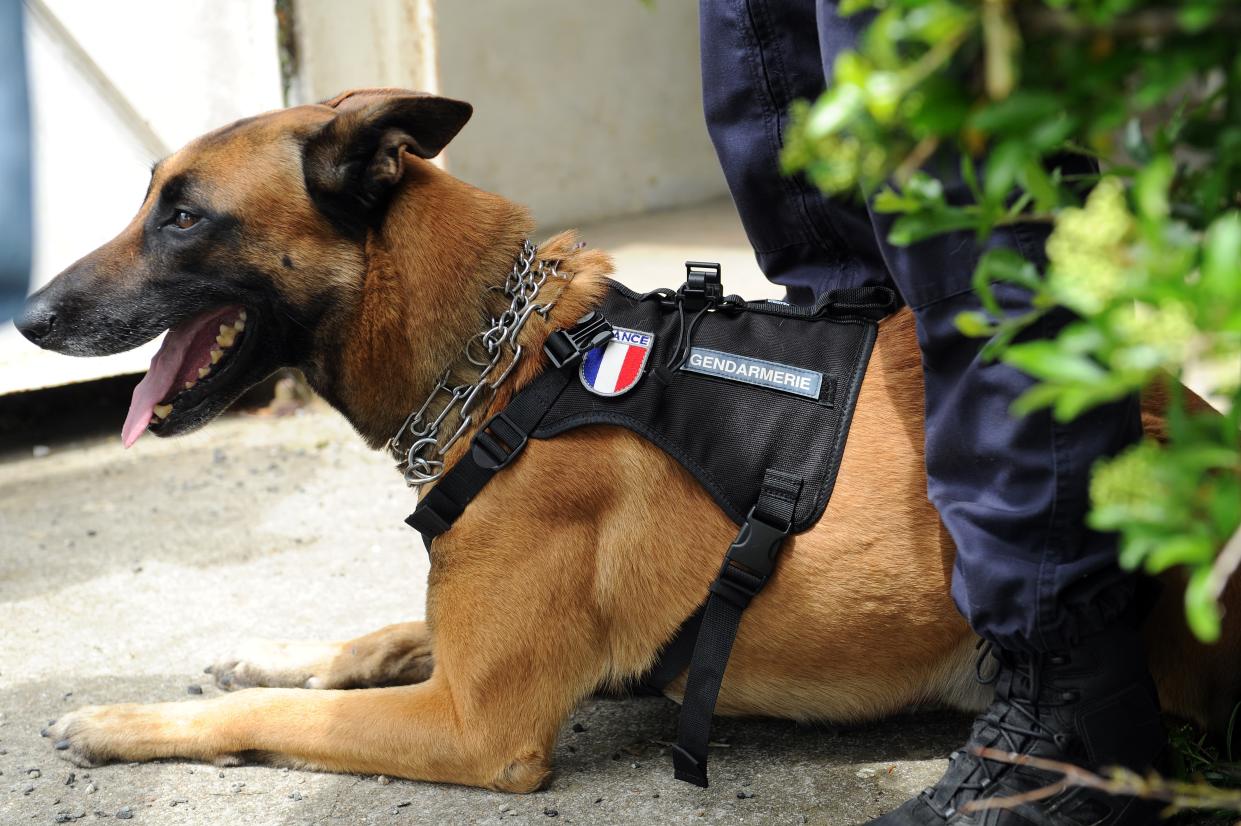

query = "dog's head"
(15, 89), (472, 446)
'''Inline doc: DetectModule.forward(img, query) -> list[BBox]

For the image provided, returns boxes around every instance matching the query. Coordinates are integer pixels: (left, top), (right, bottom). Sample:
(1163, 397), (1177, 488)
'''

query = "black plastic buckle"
(712, 506), (790, 607)
(543, 311), (613, 369)
(680, 261), (723, 311)
(470, 412), (528, 471)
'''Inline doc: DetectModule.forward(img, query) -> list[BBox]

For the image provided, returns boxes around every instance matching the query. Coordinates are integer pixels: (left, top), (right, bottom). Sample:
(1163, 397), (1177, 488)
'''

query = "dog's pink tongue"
(121, 324), (199, 448)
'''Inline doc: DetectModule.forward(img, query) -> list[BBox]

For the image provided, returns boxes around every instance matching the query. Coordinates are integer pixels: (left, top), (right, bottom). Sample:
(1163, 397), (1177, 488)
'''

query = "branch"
(961, 747), (1241, 816)
(1208, 524), (1241, 604)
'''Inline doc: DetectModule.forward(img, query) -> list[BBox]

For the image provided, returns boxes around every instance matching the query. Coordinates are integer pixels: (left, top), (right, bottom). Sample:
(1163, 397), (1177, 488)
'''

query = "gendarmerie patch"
(681, 347), (823, 400)
(580, 327), (654, 397)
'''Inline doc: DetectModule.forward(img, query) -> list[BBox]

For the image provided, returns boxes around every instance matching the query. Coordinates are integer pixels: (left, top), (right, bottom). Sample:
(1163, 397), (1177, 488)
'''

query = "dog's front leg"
(47, 673), (562, 791)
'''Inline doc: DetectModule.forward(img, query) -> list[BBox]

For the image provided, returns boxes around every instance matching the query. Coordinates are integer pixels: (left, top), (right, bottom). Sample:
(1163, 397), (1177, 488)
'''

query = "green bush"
(782, 0), (1240, 641)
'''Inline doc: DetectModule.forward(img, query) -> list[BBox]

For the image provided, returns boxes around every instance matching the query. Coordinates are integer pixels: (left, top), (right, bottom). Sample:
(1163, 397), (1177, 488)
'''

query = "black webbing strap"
(405, 367), (575, 547)
(670, 469), (803, 787)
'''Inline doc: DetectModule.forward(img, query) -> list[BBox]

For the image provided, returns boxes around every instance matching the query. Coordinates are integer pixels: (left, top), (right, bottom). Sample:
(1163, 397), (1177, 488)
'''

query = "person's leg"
(699, 0), (887, 303)
(797, 2), (1165, 823)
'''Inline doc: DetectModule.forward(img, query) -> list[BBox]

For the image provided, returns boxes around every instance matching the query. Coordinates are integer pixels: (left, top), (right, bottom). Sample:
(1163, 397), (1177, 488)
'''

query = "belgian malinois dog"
(16, 89), (1240, 792)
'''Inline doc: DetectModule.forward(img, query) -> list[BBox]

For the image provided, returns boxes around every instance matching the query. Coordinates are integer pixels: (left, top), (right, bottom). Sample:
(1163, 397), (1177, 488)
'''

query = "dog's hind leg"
(206, 622), (434, 691)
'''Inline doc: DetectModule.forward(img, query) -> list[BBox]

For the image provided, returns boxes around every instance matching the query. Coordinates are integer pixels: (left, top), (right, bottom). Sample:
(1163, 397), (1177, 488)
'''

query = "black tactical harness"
(407, 263), (895, 787)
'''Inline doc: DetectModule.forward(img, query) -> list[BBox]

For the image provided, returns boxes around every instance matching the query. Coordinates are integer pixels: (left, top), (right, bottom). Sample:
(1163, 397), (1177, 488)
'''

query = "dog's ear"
(303, 89), (473, 229)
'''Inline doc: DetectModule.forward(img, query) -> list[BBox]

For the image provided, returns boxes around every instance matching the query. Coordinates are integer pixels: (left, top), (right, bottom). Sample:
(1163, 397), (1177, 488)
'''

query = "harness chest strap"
(405, 365), (578, 543)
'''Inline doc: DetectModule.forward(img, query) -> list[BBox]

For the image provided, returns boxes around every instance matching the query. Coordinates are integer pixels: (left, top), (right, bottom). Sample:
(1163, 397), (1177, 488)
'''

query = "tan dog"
(16, 89), (1239, 792)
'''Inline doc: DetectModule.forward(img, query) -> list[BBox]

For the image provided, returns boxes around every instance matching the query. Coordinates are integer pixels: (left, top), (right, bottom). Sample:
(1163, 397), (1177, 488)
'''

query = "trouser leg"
(698, 0), (887, 304)
(805, 0), (1142, 652)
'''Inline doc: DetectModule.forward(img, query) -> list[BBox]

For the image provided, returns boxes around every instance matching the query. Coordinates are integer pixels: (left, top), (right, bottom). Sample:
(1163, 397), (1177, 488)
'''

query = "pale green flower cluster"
(1088, 440), (1166, 525)
(1046, 178), (1133, 316)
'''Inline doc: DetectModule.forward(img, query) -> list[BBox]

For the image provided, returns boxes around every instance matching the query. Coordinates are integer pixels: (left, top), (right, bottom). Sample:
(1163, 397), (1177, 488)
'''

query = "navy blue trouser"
(699, 0), (1142, 653)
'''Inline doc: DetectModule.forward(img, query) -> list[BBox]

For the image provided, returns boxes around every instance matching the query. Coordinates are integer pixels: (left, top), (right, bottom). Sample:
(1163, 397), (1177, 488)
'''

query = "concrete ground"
(0, 202), (1221, 825)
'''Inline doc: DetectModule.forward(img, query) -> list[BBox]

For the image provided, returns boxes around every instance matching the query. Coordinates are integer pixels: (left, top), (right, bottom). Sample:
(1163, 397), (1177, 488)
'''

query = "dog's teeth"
(233, 318), (245, 332)
(238, 309), (247, 322)
(217, 326), (236, 347)
(153, 404), (173, 420)
(184, 381), (194, 390)
(210, 347), (223, 364)
(198, 366), (211, 379)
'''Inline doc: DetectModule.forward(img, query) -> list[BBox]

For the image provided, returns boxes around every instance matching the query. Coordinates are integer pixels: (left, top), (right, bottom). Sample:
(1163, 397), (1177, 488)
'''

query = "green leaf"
(1185, 567), (1222, 643)
(1020, 160), (1059, 213)
(1010, 382), (1063, 417)
(1145, 534), (1216, 574)
(887, 210), (978, 246)
(955, 310), (996, 338)
(968, 92), (1062, 135)
(1001, 341), (1108, 384)
(806, 83), (865, 138)
(984, 140), (1028, 204)
(873, 187), (919, 214)
(1202, 211), (1241, 305)
(1134, 155), (1175, 221)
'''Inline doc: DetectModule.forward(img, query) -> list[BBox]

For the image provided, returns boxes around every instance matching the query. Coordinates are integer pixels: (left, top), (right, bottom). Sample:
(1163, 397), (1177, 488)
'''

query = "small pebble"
(594, 798), (603, 805)
(652, 792), (660, 798)
(23, 785), (34, 795)
(571, 723), (586, 733)
(288, 791), (303, 801)
(543, 808), (558, 817)
(116, 807), (135, 820)
(187, 684), (203, 695)
(499, 804), (511, 813)
(170, 797), (188, 806)
(396, 801), (411, 808)
(737, 790), (755, 799)
(65, 771), (76, 785)
(85, 784), (96, 794)
(377, 774), (391, 785)
(230, 782), (246, 793)
(29, 768), (41, 778)
(694, 811), (707, 819)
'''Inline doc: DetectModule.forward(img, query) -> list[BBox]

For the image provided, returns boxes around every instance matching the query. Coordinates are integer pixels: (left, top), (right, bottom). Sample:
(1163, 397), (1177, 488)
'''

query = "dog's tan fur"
(43, 91), (1240, 792)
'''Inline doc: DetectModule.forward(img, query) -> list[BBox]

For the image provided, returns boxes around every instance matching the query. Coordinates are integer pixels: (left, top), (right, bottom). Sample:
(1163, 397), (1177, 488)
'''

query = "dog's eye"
(171, 210), (200, 230)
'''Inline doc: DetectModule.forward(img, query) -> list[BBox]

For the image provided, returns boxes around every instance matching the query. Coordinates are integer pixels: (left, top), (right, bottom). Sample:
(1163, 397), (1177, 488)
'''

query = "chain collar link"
(386, 240), (566, 488)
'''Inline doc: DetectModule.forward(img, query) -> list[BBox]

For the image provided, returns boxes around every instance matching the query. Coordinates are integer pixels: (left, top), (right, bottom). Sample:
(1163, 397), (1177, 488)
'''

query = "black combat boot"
(868, 625), (1165, 826)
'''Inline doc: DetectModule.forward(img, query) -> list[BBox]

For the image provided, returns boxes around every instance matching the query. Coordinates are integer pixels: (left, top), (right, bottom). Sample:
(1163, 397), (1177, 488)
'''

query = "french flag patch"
(580, 327), (654, 397)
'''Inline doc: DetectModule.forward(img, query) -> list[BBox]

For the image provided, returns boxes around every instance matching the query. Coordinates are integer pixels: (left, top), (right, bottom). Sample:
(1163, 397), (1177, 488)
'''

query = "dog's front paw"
(206, 639), (338, 691)
(45, 705), (145, 767)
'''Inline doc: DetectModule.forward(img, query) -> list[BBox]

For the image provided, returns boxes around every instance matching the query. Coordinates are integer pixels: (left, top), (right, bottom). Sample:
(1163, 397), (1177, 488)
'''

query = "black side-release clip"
(680, 261), (723, 311)
(543, 311), (614, 368)
(709, 506), (790, 609)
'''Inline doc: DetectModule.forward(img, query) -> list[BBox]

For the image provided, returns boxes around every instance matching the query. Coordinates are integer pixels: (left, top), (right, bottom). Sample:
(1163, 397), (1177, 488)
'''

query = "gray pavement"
(1, 397), (964, 825)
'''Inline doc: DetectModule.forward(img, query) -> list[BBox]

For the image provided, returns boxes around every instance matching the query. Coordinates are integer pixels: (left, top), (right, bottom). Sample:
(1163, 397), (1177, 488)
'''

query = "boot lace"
(919, 642), (1075, 819)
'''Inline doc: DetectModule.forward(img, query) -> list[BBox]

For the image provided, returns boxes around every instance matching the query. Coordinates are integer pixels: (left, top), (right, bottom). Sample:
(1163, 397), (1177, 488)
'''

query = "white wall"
(292, 0), (728, 228)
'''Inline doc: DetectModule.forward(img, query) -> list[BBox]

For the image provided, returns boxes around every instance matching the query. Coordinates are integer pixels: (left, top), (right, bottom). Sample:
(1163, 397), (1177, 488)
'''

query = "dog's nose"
(14, 294), (57, 344)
